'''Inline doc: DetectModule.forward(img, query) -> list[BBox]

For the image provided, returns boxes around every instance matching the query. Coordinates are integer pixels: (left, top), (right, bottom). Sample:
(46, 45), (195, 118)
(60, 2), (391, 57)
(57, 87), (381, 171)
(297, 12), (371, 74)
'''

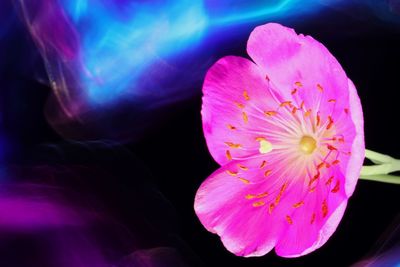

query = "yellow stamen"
(243, 90), (250, 101)
(293, 201), (304, 208)
(332, 159), (340, 165)
(280, 101), (292, 107)
(269, 203), (275, 214)
(286, 215), (293, 225)
(295, 81), (303, 87)
(331, 180), (340, 193)
(322, 200), (328, 218)
(227, 124), (236, 130)
(224, 142), (242, 149)
(252, 201), (265, 207)
(238, 177), (250, 184)
(235, 102), (245, 109)
(264, 111), (277, 116)
(238, 164), (248, 171)
(226, 150), (232, 160)
(310, 213), (316, 224)
(259, 160), (267, 169)
(326, 116), (334, 130)
(245, 194), (255, 199)
(226, 170), (238, 176)
(245, 192), (268, 200)
(325, 176), (334, 185)
(242, 112), (248, 123)
(264, 170), (272, 177)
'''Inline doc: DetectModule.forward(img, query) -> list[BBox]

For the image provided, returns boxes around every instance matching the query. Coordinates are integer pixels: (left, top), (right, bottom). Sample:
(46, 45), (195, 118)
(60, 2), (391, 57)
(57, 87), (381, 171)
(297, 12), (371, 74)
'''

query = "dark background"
(1, 1), (400, 266)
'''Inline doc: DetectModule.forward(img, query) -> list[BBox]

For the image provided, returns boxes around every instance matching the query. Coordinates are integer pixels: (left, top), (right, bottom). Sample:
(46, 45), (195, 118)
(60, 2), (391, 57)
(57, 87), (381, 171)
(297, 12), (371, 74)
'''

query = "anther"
(238, 177), (250, 184)
(326, 116), (334, 130)
(264, 111), (277, 116)
(224, 142), (242, 148)
(246, 192), (269, 200)
(280, 101), (292, 107)
(309, 172), (320, 186)
(295, 81), (303, 87)
(252, 201), (265, 207)
(286, 215), (293, 225)
(331, 180), (340, 193)
(226, 150), (232, 160)
(317, 162), (325, 170)
(226, 170), (238, 176)
(332, 159), (340, 165)
(242, 112), (248, 123)
(322, 200), (328, 218)
(264, 170), (272, 177)
(259, 160), (267, 169)
(317, 84), (324, 92)
(293, 201), (304, 208)
(327, 144), (337, 151)
(243, 90), (250, 101)
(227, 124), (236, 130)
(310, 213), (316, 224)
(268, 203), (275, 214)
(238, 164), (248, 171)
(235, 102), (245, 109)
(325, 176), (334, 185)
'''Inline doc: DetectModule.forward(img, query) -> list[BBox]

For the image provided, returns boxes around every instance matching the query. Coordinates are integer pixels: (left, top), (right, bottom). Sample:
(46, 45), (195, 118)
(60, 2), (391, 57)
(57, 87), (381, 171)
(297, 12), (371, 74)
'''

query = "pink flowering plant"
(194, 23), (366, 257)
(194, 22), (400, 258)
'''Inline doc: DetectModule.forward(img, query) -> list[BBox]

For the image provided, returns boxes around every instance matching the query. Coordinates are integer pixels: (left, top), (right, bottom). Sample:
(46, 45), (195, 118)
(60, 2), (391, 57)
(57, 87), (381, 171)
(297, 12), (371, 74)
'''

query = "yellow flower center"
(299, 135), (317, 154)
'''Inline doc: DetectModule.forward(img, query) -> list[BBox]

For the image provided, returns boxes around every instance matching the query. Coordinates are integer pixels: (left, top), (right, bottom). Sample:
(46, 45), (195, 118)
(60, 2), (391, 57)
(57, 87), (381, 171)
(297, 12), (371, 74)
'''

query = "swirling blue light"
(59, 0), (208, 103)
(16, 0), (400, 110)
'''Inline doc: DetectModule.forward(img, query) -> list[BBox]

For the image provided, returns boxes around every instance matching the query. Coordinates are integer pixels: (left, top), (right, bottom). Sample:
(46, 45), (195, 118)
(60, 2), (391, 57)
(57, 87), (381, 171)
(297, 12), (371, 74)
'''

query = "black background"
(1, 1), (400, 266)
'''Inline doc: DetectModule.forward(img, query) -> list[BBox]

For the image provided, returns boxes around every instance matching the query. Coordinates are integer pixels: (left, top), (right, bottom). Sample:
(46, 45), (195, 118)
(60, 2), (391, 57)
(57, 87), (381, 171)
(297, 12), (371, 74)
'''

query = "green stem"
(359, 174), (400, 185)
(359, 149), (400, 184)
(364, 149), (395, 164)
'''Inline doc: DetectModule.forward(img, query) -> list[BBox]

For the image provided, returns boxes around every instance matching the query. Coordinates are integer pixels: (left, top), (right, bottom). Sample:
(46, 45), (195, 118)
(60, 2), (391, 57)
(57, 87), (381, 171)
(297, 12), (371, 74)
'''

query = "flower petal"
(342, 79), (365, 196)
(202, 55), (293, 165)
(194, 154), (310, 257)
(247, 23), (349, 120)
(274, 167), (348, 257)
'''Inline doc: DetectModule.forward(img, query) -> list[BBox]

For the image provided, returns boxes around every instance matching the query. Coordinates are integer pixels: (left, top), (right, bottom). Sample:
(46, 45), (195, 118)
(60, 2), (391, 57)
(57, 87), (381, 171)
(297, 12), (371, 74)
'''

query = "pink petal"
(202, 55), (291, 165)
(195, 154), (311, 257)
(247, 23), (349, 120)
(342, 79), (365, 196)
(274, 167), (348, 257)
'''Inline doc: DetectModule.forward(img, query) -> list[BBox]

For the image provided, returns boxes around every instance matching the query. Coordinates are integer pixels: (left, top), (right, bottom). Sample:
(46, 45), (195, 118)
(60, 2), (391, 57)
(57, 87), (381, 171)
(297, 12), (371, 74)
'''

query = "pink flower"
(194, 23), (365, 258)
